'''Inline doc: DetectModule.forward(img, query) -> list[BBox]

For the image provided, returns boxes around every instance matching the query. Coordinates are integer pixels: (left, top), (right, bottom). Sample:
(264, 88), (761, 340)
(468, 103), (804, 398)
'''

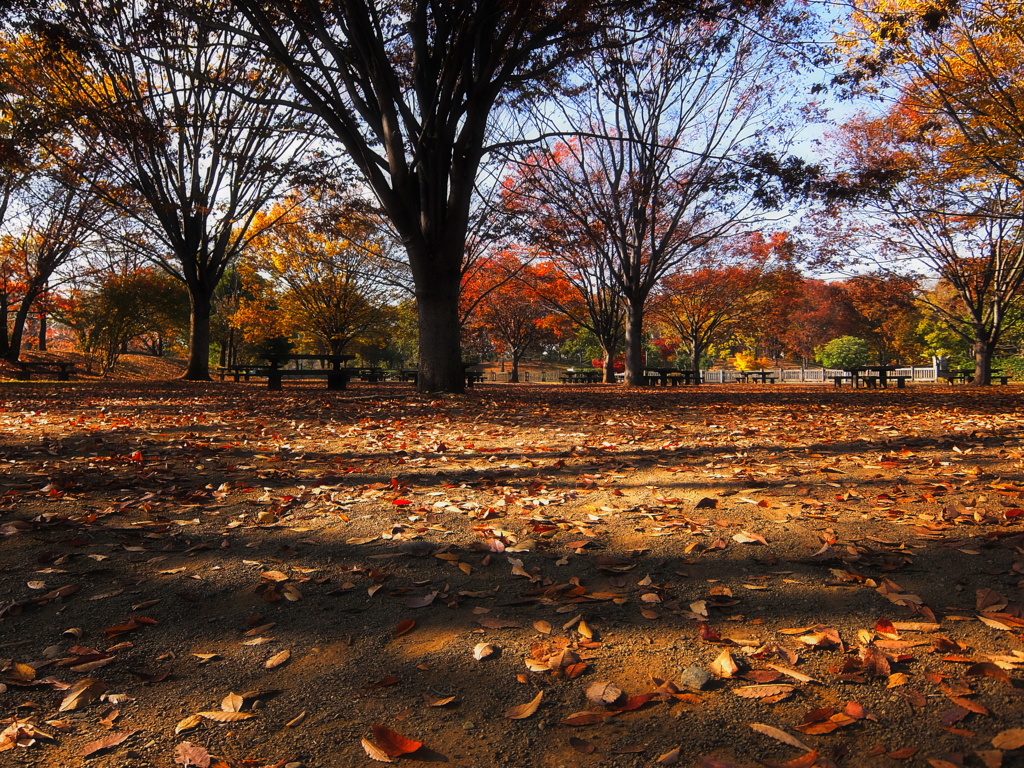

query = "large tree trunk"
(969, 335), (996, 386)
(183, 289), (213, 380)
(5, 286), (42, 363)
(416, 276), (464, 393)
(623, 302), (645, 387)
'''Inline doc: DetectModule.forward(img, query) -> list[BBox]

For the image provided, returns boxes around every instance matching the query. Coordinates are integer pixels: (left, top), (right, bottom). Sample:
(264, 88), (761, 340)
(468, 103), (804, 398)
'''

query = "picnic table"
(833, 367), (909, 389)
(561, 369), (602, 384)
(644, 368), (701, 386)
(942, 368), (1010, 385)
(263, 354), (356, 391)
(736, 370), (777, 384)
(13, 360), (76, 381)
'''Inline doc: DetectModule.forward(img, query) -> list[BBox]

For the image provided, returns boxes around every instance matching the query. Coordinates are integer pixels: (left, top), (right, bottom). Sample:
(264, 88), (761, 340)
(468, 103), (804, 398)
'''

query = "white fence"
(702, 366), (938, 383)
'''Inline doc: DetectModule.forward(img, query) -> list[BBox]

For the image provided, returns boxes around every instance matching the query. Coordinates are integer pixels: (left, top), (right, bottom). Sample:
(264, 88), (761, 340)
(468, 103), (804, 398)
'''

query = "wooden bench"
(831, 375), (855, 388)
(266, 368), (352, 390)
(889, 376), (910, 389)
(14, 361), (76, 381)
(216, 365), (271, 382)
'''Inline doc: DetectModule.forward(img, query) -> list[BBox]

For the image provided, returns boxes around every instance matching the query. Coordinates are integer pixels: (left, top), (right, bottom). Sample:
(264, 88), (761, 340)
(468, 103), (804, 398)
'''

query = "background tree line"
(1, 0), (1023, 387)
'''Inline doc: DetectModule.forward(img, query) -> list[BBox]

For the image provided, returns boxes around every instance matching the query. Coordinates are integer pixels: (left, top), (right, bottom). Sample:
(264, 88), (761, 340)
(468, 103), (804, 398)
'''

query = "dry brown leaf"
(734, 685), (794, 699)
(533, 620), (552, 634)
(473, 643), (498, 661)
(710, 650), (739, 678)
(361, 737), (393, 763)
(749, 723), (811, 752)
(422, 693), (457, 707)
(504, 690), (543, 719)
(79, 729), (135, 757)
(561, 711), (610, 726)
(221, 692), (244, 712)
(586, 681), (624, 707)
(265, 650), (290, 669)
(174, 742), (211, 768)
(766, 664), (819, 684)
(59, 678), (106, 712)
(174, 715), (202, 734)
(657, 746), (682, 765)
(286, 711), (307, 727)
(198, 711), (255, 723)
(992, 729), (1024, 750)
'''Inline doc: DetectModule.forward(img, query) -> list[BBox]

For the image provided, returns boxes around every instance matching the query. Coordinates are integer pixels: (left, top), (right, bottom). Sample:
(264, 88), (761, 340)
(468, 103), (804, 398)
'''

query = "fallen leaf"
(394, 619), (416, 637)
(174, 742), (211, 768)
(504, 690), (543, 719)
(370, 725), (423, 756)
(361, 737), (393, 762)
(286, 711), (307, 727)
(586, 681), (624, 707)
(710, 650), (739, 678)
(749, 723), (811, 751)
(59, 678), (106, 711)
(265, 650), (290, 669)
(175, 715), (202, 735)
(80, 729), (135, 757)
(473, 643), (498, 661)
(422, 693), (456, 707)
(657, 746), (681, 764)
(198, 711), (255, 723)
(221, 692), (244, 713)
(992, 729), (1024, 750)
(734, 685), (794, 699)
(561, 711), (611, 726)
(533, 620), (552, 634)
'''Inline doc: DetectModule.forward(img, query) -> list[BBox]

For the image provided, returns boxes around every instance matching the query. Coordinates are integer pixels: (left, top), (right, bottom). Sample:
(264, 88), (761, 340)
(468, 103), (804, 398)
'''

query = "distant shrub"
(815, 336), (871, 369)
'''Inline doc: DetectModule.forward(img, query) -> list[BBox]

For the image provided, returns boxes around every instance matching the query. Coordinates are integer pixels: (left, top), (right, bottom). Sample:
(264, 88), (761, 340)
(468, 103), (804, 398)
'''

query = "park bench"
(13, 360), (76, 381)
(216, 365), (271, 382)
(830, 375), (855, 388)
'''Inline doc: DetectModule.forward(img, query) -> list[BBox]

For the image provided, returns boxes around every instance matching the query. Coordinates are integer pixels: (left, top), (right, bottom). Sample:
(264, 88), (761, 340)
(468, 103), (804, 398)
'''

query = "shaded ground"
(1, 381), (1022, 768)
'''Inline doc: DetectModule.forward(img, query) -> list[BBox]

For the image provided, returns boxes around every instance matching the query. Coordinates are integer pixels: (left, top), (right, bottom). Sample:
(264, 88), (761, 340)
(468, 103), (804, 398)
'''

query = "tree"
(235, 194), (401, 356)
(653, 232), (794, 373)
(58, 268), (190, 373)
(220, 0), (781, 392)
(462, 254), (565, 382)
(828, 109), (1024, 383)
(33, 0), (316, 380)
(841, 273), (922, 364)
(0, 151), (108, 361)
(505, 17), (814, 386)
(816, 335), (871, 369)
(842, 0), (1024, 192)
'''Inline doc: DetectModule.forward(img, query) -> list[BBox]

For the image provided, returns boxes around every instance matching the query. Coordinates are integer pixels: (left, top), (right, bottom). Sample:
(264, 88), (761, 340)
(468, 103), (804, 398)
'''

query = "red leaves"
(368, 725), (423, 757)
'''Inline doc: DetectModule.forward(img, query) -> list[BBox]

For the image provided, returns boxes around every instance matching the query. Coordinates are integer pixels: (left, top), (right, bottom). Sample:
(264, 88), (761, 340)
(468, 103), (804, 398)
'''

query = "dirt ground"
(1, 380), (1022, 768)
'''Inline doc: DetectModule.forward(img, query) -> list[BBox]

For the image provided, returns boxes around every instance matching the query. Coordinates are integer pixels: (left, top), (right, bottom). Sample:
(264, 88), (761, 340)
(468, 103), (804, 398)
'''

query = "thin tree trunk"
(38, 313), (47, 351)
(623, 302), (645, 387)
(5, 286), (42, 362)
(601, 343), (616, 383)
